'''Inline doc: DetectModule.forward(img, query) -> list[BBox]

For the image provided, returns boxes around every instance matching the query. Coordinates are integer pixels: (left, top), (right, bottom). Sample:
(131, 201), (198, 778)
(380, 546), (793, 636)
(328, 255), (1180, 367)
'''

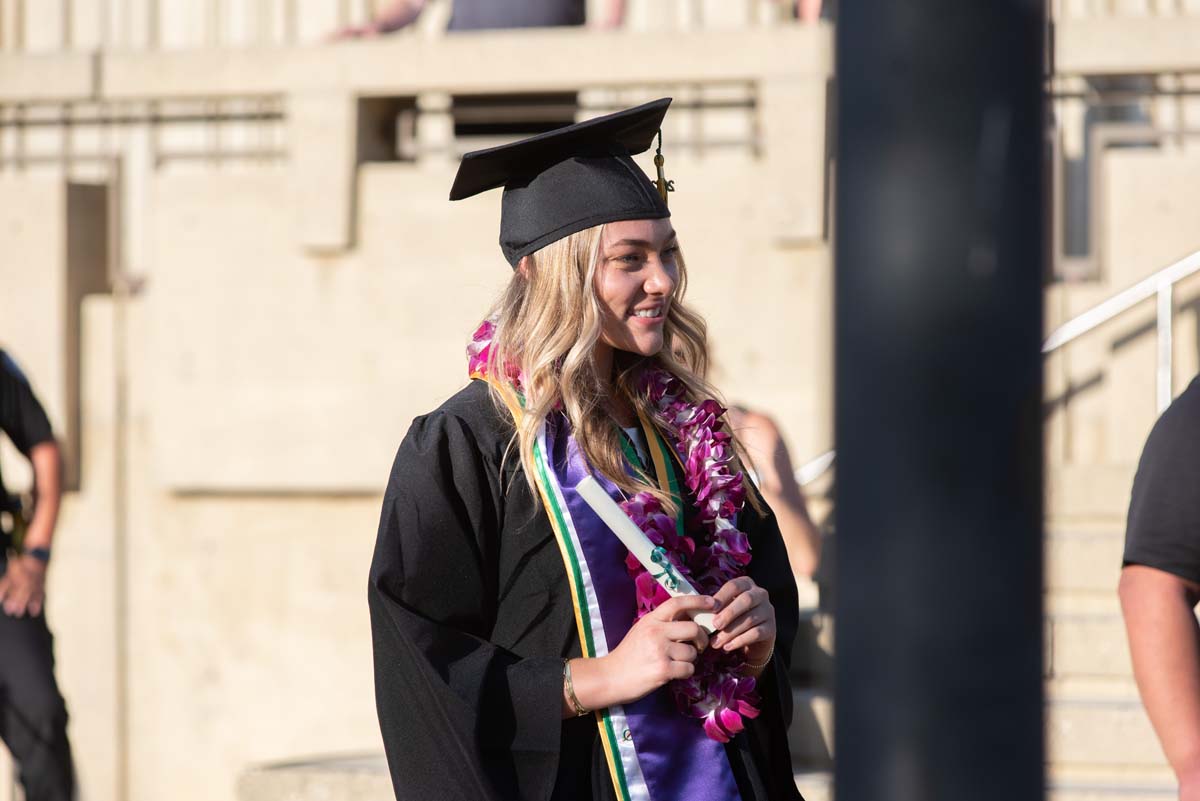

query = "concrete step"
(1051, 763), (1175, 787)
(1046, 464), (1135, 522)
(793, 770), (832, 801)
(1046, 613), (1132, 679)
(1046, 526), (1126, 596)
(1046, 592), (1122, 617)
(1046, 688), (1167, 770)
(789, 688), (834, 769)
(1047, 671), (1138, 695)
(238, 754), (392, 801)
(238, 751), (835, 801)
(1049, 781), (1176, 801)
(788, 773), (1177, 801)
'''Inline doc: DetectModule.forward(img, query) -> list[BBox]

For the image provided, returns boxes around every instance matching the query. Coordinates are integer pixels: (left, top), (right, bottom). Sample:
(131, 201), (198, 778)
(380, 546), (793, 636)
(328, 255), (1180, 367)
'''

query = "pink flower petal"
(703, 716), (731, 743)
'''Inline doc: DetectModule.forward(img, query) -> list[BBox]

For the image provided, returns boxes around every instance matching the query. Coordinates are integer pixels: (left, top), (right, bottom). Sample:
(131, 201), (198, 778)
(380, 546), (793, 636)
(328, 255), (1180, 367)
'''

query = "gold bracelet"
(563, 658), (589, 717)
(743, 644), (774, 671)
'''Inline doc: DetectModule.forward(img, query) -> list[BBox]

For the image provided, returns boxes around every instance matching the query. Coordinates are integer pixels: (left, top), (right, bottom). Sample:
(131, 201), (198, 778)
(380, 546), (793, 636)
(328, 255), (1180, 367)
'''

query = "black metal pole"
(834, 3), (1046, 800)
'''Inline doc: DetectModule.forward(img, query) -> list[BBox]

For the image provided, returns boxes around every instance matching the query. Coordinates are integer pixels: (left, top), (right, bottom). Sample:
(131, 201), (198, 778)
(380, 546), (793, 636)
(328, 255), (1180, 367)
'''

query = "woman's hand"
(710, 577), (776, 670)
(566, 595), (715, 715)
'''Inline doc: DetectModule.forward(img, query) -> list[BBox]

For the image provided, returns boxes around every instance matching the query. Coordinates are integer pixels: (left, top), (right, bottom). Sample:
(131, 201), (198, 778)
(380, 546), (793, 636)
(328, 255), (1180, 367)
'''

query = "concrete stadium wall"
(1045, 149), (1200, 469)
(0, 61), (831, 801)
(4, 3), (1200, 800)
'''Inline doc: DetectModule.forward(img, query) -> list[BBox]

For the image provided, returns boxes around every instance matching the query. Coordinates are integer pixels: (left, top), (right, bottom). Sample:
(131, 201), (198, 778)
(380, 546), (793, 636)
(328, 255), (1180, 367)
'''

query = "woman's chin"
(605, 331), (665, 359)
(631, 338), (665, 358)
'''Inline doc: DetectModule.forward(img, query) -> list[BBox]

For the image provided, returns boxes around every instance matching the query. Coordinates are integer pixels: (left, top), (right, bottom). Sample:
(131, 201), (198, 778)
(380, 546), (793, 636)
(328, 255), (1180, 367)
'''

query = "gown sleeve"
(747, 502), (800, 720)
(368, 408), (564, 801)
(733, 501), (806, 800)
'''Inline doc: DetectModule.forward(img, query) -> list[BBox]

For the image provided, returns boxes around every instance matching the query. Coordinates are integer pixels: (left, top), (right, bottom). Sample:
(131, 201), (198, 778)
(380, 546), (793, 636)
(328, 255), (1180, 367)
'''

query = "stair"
(1049, 783), (1177, 801)
(789, 688), (834, 769)
(237, 754), (392, 801)
(1044, 463), (1174, 796)
(794, 769), (833, 801)
(787, 602), (835, 793)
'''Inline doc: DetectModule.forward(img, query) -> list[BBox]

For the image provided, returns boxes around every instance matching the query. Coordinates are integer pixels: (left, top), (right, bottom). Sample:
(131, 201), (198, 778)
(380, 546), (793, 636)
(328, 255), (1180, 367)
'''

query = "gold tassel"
(654, 129), (674, 205)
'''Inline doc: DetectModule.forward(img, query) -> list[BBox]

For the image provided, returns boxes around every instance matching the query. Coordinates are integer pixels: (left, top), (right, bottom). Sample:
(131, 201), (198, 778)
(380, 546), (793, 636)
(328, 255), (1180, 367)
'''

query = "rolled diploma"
(574, 475), (716, 633)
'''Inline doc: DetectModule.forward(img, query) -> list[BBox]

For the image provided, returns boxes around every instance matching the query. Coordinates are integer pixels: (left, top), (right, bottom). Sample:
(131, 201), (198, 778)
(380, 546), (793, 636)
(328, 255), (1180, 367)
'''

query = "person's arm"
(0, 352), (59, 618)
(565, 594), (714, 718)
(331, 0), (427, 39)
(797, 0), (823, 23)
(0, 440), (59, 617)
(729, 408), (821, 578)
(1120, 565), (1200, 796)
(603, 0), (626, 28)
(23, 440), (61, 553)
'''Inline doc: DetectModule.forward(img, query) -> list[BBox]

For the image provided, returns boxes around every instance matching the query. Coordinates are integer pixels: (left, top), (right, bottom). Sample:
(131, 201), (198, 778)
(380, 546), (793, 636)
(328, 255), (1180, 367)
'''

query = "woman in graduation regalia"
(369, 98), (804, 801)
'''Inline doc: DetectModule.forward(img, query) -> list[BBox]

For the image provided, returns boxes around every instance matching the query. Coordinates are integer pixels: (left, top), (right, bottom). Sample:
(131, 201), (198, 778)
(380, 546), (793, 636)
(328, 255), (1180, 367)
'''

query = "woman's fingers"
(721, 626), (775, 653)
(712, 609), (768, 645)
(650, 593), (716, 622)
(662, 619), (706, 644)
(712, 576), (756, 609)
(666, 642), (698, 663)
(667, 660), (696, 680)
(711, 583), (767, 631)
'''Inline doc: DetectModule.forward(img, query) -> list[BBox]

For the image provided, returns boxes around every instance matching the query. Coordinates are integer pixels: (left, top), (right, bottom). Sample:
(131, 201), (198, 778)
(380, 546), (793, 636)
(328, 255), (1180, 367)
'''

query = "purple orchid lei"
(467, 320), (761, 743)
(629, 368), (761, 742)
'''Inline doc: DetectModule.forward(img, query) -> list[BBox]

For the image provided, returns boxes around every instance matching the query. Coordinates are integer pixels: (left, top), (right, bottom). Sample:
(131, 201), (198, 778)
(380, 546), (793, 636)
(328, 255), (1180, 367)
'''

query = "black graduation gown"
(369, 380), (804, 801)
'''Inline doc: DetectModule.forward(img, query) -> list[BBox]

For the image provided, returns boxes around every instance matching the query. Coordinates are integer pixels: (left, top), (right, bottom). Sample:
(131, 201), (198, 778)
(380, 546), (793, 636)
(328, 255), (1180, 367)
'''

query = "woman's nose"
(645, 258), (676, 295)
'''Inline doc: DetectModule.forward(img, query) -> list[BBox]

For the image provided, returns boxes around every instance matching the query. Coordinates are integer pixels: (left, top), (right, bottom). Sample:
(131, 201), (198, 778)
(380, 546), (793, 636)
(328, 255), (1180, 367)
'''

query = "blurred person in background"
(369, 99), (802, 800)
(1119, 374), (1200, 801)
(0, 350), (74, 801)
(772, 0), (828, 24)
(332, 0), (625, 37)
(797, 0), (823, 23)
(727, 407), (820, 580)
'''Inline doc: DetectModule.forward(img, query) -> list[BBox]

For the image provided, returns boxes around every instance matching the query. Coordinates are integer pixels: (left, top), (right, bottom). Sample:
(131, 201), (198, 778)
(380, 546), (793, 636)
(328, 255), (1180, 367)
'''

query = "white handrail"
(1042, 248), (1200, 412)
(787, 250), (1200, 489)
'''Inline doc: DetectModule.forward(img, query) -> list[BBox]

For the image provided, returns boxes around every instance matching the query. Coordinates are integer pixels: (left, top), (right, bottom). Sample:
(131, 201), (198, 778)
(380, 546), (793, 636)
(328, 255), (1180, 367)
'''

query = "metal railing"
(790, 248), (1200, 487)
(1043, 248), (1200, 412)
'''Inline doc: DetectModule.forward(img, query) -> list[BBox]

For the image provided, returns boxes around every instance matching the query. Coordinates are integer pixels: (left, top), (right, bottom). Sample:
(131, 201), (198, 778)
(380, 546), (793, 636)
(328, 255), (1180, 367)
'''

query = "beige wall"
(0, 17), (833, 801)
(3, 4), (1200, 800)
(144, 155), (829, 495)
(0, 177), (107, 491)
(1046, 149), (1200, 467)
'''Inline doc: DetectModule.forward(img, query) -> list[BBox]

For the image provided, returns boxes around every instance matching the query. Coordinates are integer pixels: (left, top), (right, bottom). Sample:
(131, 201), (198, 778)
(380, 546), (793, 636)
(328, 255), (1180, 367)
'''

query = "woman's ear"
(516, 256), (532, 279)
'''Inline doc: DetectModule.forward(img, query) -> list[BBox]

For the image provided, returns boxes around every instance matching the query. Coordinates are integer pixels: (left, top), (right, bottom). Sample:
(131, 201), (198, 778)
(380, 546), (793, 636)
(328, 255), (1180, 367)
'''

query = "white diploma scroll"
(574, 475), (716, 633)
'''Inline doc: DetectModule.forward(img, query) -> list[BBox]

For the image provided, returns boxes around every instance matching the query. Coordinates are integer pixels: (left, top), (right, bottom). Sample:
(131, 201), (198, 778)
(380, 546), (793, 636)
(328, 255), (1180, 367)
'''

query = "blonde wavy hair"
(482, 223), (757, 513)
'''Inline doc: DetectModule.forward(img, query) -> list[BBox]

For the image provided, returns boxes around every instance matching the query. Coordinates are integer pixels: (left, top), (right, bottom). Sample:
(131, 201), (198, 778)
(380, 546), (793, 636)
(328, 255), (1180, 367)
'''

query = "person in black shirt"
(1120, 374), (1200, 801)
(0, 349), (75, 801)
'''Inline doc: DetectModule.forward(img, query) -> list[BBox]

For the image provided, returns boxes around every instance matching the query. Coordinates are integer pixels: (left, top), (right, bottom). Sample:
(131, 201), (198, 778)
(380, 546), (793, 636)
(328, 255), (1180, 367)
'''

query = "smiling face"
(593, 218), (679, 366)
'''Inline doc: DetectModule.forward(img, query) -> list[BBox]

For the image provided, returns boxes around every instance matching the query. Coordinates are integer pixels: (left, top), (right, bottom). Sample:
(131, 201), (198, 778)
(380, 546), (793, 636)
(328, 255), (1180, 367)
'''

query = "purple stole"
(532, 412), (743, 801)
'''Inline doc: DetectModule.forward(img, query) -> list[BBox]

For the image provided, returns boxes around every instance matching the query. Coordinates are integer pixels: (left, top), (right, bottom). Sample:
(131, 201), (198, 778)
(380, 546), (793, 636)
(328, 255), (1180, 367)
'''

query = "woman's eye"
(662, 245), (680, 258)
(616, 253), (642, 264)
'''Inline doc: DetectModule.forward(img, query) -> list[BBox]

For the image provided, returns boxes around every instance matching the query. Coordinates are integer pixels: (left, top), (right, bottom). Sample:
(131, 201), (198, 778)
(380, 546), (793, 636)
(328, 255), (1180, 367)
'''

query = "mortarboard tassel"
(654, 129), (675, 206)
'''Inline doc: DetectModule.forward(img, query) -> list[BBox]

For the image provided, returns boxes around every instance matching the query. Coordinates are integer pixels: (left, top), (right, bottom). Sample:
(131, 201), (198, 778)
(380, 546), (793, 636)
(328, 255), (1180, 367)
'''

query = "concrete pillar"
(835, 1), (1046, 798)
(288, 89), (357, 252)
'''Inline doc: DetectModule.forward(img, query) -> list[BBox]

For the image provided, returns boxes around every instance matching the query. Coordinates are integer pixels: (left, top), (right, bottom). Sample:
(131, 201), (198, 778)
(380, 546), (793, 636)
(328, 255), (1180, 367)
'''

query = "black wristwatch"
(26, 546), (50, 564)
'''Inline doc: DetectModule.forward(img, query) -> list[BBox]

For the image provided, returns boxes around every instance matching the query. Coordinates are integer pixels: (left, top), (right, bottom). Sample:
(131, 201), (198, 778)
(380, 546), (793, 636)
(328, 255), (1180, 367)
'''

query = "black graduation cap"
(449, 98), (673, 267)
